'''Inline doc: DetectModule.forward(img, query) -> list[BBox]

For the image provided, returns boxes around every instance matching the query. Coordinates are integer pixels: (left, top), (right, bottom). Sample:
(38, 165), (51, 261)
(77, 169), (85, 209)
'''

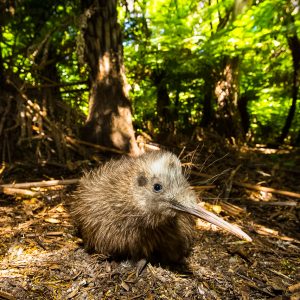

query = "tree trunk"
(0, 38), (4, 87)
(80, 0), (140, 156)
(295, 129), (300, 146)
(277, 34), (300, 144)
(151, 69), (174, 137)
(0, 1), (17, 161)
(200, 73), (214, 127)
(214, 56), (244, 141)
(0, 0), (7, 87)
(213, 0), (249, 142)
(238, 93), (250, 134)
(38, 46), (63, 119)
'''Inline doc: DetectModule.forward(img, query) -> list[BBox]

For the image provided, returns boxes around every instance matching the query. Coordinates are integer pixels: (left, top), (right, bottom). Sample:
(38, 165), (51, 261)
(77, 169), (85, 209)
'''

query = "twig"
(236, 272), (275, 297)
(0, 187), (40, 196)
(0, 290), (16, 300)
(45, 231), (64, 237)
(234, 181), (300, 199)
(191, 169), (232, 185)
(1, 178), (79, 189)
(65, 136), (125, 154)
(205, 152), (229, 170)
(178, 146), (186, 159)
(267, 268), (293, 282)
(257, 201), (298, 207)
(224, 164), (241, 199)
(191, 171), (300, 199)
(220, 201), (246, 216)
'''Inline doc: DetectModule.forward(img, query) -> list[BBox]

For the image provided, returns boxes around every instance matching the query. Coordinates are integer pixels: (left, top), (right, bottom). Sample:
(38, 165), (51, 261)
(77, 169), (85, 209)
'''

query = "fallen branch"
(224, 164), (241, 199)
(1, 178), (79, 189)
(0, 290), (16, 300)
(0, 187), (40, 197)
(234, 181), (300, 199)
(190, 170), (300, 199)
(45, 231), (64, 237)
(65, 136), (125, 155)
(256, 200), (298, 207)
(220, 201), (246, 216)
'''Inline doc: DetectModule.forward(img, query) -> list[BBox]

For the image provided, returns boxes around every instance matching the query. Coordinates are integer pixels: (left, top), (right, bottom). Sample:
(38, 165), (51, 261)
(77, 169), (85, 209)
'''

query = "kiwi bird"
(71, 150), (251, 263)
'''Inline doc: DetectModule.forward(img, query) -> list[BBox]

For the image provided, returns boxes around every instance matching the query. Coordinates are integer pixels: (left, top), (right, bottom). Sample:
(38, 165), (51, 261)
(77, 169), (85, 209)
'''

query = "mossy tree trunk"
(214, 0), (250, 143)
(80, 0), (140, 155)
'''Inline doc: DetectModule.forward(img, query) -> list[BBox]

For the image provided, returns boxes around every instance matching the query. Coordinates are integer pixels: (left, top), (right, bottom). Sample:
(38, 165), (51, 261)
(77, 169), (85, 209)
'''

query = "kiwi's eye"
(153, 183), (163, 193)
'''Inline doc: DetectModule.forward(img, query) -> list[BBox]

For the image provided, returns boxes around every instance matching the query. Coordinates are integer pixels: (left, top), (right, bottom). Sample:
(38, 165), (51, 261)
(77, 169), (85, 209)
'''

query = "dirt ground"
(0, 146), (299, 299)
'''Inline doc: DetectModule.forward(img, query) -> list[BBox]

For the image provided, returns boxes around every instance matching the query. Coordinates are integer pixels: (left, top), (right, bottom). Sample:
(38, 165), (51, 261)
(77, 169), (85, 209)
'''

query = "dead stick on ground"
(0, 290), (16, 300)
(0, 187), (41, 197)
(224, 164), (241, 199)
(0, 179), (79, 189)
(65, 136), (125, 155)
(234, 181), (300, 199)
(191, 170), (300, 199)
(257, 201), (298, 207)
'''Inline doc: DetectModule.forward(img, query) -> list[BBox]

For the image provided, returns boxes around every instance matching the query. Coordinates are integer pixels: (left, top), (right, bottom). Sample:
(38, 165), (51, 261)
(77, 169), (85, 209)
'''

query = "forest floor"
(0, 144), (299, 300)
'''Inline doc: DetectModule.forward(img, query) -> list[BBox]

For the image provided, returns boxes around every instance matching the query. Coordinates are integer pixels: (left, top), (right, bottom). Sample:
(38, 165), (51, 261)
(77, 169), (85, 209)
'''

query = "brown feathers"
(71, 150), (251, 263)
(71, 151), (196, 263)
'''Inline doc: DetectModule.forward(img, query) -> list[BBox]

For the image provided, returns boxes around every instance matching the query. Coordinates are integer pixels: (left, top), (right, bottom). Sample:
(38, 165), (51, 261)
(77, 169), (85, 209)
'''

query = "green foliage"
(121, 0), (300, 143)
(1, 0), (88, 115)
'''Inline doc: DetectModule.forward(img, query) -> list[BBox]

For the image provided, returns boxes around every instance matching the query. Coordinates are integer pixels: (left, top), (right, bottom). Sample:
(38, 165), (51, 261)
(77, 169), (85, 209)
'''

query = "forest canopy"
(0, 0), (299, 163)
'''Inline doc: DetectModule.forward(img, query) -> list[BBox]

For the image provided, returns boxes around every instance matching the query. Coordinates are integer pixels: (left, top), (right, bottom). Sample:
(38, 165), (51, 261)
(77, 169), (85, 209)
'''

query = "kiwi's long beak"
(170, 201), (252, 242)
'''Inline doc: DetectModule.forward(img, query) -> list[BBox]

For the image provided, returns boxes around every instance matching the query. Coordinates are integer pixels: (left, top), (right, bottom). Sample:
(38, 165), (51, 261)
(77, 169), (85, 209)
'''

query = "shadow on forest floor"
(0, 145), (299, 299)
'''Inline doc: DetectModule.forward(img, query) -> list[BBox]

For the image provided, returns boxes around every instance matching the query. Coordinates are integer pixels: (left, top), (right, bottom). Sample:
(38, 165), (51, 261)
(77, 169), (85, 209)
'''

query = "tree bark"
(151, 69), (174, 137)
(38, 46), (64, 120)
(214, 56), (244, 141)
(80, 0), (140, 156)
(295, 129), (300, 146)
(277, 34), (300, 144)
(0, 0), (7, 87)
(200, 73), (214, 127)
(238, 93), (250, 134)
(213, 0), (250, 142)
